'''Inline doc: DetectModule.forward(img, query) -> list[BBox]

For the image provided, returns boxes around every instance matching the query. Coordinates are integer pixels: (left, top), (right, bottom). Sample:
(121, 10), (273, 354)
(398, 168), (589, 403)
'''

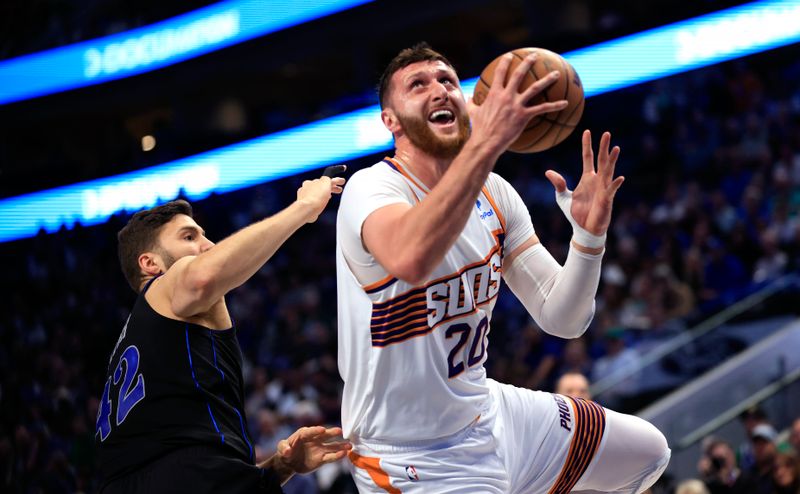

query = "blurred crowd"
(1, 18), (800, 494)
(677, 409), (800, 494)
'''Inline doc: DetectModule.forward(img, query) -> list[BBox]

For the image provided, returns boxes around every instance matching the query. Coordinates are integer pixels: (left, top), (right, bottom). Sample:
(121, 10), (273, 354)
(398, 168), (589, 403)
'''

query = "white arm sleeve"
(503, 242), (602, 338)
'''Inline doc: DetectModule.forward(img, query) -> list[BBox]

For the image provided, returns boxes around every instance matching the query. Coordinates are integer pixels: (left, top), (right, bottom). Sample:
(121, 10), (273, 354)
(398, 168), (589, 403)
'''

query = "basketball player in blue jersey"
(335, 43), (670, 493)
(97, 174), (351, 493)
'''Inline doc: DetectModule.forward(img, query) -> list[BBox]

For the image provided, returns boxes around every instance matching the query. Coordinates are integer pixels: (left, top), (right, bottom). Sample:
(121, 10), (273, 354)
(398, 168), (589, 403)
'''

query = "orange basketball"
(472, 47), (584, 153)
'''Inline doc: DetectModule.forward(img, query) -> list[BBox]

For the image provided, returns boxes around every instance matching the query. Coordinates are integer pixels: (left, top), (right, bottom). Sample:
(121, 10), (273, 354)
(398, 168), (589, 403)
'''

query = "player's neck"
(393, 146), (452, 189)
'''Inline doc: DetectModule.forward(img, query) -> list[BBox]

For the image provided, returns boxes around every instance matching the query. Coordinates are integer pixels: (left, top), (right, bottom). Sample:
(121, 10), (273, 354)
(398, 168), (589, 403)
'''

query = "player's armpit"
(146, 255), (212, 318)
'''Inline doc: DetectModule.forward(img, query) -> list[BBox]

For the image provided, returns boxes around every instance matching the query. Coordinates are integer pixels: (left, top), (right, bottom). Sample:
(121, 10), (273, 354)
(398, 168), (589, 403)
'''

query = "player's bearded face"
(395, 105), (471, 159)
(155, 246), (178, 271)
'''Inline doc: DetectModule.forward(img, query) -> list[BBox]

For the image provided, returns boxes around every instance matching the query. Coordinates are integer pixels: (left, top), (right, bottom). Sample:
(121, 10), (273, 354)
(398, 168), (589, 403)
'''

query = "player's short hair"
(117, 200), (193, 292)
(378, 42), (455, 109)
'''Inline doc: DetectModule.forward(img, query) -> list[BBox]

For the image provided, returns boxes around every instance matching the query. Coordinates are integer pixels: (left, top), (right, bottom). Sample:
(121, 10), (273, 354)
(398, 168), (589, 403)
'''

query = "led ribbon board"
(1, 0), (799, 243)
(0, 0), (371, 105)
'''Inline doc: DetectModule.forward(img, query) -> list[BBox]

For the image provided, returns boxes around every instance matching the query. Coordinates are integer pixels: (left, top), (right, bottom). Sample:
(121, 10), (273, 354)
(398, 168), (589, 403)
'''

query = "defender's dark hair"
(378, 42), (455, 109)
(117, 200), (193, 292)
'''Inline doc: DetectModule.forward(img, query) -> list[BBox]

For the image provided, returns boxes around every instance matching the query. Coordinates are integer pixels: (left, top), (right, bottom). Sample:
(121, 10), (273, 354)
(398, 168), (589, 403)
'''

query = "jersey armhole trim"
(363, 274), (399, 294)
(481, 185), (507, 233)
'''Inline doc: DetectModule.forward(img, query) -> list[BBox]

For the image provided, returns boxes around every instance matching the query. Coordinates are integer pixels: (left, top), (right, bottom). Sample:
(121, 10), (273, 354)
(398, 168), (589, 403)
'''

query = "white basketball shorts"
(348, 379), (607, 494)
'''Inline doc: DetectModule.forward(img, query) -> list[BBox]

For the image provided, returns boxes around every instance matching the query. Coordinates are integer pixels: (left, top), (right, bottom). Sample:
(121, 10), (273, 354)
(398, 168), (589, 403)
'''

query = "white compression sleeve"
(503, 242), (603, 338)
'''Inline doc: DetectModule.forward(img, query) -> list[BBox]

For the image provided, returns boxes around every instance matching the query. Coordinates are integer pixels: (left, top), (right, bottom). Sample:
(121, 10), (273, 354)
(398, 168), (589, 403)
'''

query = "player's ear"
(139, 251), (164, 276)
(381, 108), (401, 134)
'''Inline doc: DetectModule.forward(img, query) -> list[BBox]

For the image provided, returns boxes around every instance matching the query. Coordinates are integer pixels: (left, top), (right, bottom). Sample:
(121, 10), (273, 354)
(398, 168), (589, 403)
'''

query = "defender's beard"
(396, 110), (471, 159)
(155, 247), (178, 272)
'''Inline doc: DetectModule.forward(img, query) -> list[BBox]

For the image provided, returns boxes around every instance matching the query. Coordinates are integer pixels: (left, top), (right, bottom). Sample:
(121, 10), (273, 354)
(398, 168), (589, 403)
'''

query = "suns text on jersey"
(426, 249), (502, 327)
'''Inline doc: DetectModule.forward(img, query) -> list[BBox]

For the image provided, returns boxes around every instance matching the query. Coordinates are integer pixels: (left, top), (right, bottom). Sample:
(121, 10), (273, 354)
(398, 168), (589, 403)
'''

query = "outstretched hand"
(274, 426), (352, 477)
(297, 169), (347, 223)
(545, 130), (624, 236)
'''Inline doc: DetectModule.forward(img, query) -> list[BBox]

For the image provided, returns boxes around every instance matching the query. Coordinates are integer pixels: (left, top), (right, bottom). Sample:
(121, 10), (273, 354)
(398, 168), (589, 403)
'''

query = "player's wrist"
(570, 226), (606, 250)
(553, 189), (606, 249)
(463, 130), (506, 161)
(265, 453), (296, 485)
(291, 198), (322, 223)
(570, 238), (605, 256)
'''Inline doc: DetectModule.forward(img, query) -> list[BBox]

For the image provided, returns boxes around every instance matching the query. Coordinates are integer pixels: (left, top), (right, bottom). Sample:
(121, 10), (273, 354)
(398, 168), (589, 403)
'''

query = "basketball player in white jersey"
(335, 43), (671, 493)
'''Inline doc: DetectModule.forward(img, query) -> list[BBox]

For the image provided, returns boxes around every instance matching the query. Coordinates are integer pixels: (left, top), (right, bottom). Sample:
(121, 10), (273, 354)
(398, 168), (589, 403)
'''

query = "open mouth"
(428, 109), (456, 126)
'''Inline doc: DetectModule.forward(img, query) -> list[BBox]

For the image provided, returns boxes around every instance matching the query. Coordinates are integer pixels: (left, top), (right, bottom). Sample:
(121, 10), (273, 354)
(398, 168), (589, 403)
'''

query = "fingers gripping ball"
(473, 47), (584, 153)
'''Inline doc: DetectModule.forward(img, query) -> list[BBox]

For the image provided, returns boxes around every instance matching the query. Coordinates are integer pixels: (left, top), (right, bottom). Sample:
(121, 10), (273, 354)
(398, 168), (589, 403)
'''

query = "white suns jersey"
(336, 157), (535, 443)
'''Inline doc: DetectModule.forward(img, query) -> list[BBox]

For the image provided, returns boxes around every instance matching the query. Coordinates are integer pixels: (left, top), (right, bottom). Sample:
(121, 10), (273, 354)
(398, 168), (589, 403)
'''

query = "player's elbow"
(540, 320), (588, 339)
(374, 243), (442, 285)
(387, 256), (435, 286)
(539, 306), (593, 339)
(393, 267), (429, 286)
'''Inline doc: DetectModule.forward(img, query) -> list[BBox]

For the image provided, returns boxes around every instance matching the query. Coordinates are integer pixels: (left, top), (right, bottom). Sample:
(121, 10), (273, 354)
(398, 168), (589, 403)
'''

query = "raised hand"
(296, 171), (347, 223)
(545, 130), (624, 238)
(468, 53), (568, 152)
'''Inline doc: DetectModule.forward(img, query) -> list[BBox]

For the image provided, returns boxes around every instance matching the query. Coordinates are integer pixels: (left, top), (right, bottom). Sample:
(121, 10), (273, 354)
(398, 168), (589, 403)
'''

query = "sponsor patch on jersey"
(405, 465), (419, 481)
(476, 199), (494, 220)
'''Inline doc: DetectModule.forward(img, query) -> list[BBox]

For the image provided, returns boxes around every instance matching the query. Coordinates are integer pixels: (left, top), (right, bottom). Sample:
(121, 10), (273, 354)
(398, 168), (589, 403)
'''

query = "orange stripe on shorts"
(548, 397), (606, 494)
(349, 451), (401, 494)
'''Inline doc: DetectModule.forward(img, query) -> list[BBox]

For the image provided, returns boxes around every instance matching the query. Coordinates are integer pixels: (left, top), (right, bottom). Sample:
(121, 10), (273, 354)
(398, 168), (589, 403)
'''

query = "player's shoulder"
(341, 160), (404, 198)
(349, 160), (397, 183)
(485, 171), (516, 195)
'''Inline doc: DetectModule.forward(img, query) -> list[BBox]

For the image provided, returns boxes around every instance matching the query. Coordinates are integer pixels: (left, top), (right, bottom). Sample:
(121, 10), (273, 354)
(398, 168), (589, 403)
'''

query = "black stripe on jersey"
(185, 325), (226, 445)
(373, 326), (434, 347)
(371, 310), (429, 334)
(371, 319), (430, 343)
(209, 335), (254, 461)
(371, 285), (428, 311)
(370, 299), (427, 326)
(364, 276), (399, 294)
